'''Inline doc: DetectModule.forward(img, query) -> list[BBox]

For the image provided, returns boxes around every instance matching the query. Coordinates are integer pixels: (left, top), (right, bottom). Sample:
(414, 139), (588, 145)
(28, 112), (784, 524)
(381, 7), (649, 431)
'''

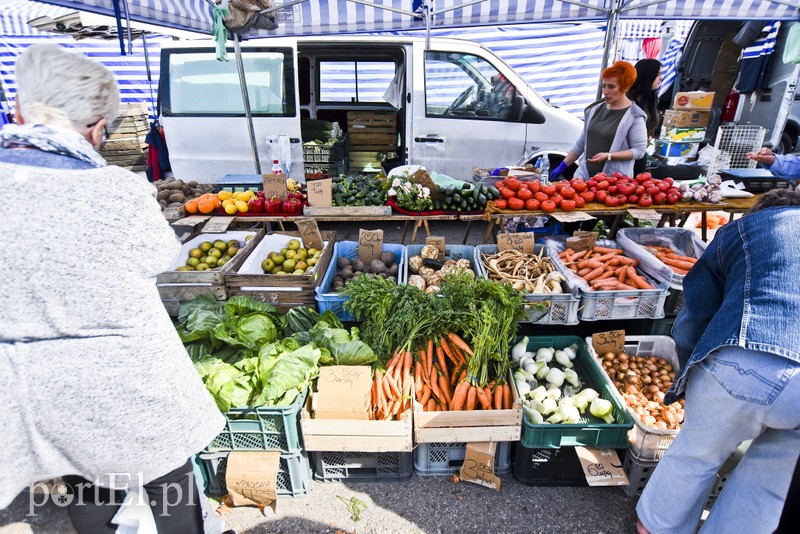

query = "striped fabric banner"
(742, 22), (780, 60)
(26, 1), (799, 37)
(0, 0), (73, 35)
(658, 37), (683, 98)
(0, 34), (171, 113)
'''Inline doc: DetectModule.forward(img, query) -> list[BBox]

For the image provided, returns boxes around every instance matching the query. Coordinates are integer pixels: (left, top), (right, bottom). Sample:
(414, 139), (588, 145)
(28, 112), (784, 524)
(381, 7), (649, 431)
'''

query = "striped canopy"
(32, 1), (800, 37)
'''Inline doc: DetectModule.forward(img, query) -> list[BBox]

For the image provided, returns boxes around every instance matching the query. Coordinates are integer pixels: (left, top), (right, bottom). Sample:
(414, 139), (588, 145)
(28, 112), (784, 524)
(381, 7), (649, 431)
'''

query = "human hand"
(551, 161), (567, 180)
(587, 152), (610, 163)
(746, 147), (776, 166)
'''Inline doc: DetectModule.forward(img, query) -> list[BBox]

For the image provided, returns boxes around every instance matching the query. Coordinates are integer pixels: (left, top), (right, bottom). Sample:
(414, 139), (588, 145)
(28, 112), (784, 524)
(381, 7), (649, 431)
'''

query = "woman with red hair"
(551, 60), (647, 180)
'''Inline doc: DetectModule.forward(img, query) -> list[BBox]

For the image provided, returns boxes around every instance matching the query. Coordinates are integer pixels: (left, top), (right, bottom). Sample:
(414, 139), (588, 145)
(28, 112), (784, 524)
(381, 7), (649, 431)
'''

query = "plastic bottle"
(271, 159), (282, 174)
(539, 152), (550, 184)
(721, 89), (739, 123)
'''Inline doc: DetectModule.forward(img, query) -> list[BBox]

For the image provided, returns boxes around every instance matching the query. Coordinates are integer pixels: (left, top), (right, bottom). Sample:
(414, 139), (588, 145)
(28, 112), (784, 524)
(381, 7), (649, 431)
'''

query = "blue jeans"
(636, 346), (800, 534)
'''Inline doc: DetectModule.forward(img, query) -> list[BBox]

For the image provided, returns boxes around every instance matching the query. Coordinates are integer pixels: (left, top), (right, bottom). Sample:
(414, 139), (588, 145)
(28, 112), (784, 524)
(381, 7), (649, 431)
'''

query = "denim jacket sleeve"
(672, 228), (726, 369)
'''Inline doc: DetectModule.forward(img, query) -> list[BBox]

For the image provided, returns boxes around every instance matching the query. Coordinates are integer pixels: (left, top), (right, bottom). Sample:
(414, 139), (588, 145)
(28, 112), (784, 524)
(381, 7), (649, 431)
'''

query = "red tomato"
(554, 181), (567, 192)
(525, 198), (540, 211)
(642, 180), (655, 189)
(540, 199), (557, 212)
(617, 182), (636, 196)
(635, 172), (652, 182)
(529, 180), (541, 193)
(647, 186), (661, 197)
(628, 195), (639, 204)
(534, 191), (549, 202)
(613, 171), (624, 180)
(560, 198), (577, 211)
(504, 177), (522, 191)
(608, 185), (618, 195)
(638, 194), (653, 207)
(587, 179), (598, 189)
(666, 193), (680, 205)
(508, 197), (525, 210)
(571, 179), (587, 193)
(541, 184), (557, 196)
(573, 195), (586, 208)
(516, 188), (533, 201)
(579, 190), (596, 203)
(667, 187), (680, 196)
(494, 199), (508, 210)
(606, 176), (618, 185)
(604, 196), (620, 207)
(596, 180), (610, 190)
(662, 177), (674, 186)
(552, 194), (564, 207)
(654, 192), (667, 205)
(495, 181), (505, 189)
(595, 190), (608, 203)
(561, 185), (576, 198)
(501, 188), (516, 199)
(635, 185), (645, 196)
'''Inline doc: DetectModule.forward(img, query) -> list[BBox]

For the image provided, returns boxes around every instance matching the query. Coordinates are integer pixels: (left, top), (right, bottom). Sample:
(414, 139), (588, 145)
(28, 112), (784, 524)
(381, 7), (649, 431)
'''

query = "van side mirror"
(511, 94), (527, 121)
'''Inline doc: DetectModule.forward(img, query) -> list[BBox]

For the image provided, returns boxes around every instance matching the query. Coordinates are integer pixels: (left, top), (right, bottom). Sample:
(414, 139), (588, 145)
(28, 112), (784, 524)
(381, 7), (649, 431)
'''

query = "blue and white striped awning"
(742, 21), (781, 61)
(31, 1), (800, 37)
(0, 0), (73, 35)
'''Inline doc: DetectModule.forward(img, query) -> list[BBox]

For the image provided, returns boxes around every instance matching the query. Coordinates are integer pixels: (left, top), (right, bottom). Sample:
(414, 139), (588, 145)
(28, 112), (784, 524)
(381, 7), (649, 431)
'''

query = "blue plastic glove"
(551, 161), (568, 180)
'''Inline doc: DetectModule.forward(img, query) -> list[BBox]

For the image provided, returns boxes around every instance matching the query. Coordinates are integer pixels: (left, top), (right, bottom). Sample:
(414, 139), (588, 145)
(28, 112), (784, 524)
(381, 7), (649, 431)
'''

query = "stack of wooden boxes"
(654, 92), (714, 165)
(99, 102), (150, 172)
(347, 110), (398, 172)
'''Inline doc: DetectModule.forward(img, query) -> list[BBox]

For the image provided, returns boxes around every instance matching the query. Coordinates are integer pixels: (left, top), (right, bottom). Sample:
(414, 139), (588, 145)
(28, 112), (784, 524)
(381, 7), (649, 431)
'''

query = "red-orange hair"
(602, 61), (637, 92)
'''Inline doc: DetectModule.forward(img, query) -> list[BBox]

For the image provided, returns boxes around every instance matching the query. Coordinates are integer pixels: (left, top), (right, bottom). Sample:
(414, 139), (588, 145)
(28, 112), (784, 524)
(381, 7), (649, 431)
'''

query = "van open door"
(159, 39), (303, 183)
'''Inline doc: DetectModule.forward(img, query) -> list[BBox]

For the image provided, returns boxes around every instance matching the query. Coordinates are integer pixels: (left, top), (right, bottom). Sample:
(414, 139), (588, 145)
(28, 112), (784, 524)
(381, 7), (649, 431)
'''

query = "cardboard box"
(313, 366), (372, 420)
(672, 91), (715, 110)
(660, 127), (707, 143)
(655, 139), (701, 159)
(663, 109), (711, 128)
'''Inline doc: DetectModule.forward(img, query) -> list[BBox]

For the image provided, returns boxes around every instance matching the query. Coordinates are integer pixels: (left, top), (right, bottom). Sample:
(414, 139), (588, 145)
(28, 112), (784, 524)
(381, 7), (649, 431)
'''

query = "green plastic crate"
(205, 387), (307, 454)
(516, 335), (634, 448)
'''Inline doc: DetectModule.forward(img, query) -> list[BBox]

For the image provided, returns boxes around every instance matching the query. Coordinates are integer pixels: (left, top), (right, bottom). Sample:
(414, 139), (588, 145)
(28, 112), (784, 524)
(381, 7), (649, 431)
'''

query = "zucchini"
(471, 184), (482, 201)
(477, 193), (488, 206)
(486, 186), (500, 199)
(444, 185), (456, 196)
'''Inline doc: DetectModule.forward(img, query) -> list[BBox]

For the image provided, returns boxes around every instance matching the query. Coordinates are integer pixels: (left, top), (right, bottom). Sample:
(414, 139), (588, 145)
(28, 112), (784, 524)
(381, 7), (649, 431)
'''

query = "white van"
(158, 36), (582, 183)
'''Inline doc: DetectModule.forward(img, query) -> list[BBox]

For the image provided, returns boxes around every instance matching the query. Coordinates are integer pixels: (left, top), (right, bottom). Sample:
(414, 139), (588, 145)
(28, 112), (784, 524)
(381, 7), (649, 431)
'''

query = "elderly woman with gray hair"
(0, 45), (225, 533)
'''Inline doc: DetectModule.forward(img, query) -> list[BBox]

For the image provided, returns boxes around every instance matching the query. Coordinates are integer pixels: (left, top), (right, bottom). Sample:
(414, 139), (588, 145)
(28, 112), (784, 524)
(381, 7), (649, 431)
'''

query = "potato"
(168, 192), (186, 203)
(156, 190), (171, 201)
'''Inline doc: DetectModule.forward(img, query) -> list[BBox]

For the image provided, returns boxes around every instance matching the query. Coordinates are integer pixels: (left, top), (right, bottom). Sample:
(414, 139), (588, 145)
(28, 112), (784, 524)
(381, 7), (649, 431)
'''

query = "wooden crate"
(349, 150), (393, 172)
(157, 229), (264, 315)
(300, 396), (412, 452)
(413, 370), (522, 443)
(225, 231), (336, 313)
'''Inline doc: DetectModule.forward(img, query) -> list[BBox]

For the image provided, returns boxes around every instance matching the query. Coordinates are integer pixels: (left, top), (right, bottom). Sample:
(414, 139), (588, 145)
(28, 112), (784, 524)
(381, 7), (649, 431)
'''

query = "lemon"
(235, 200), (249, 213)
(224, 203), (238, 215)
(218, 190), (233, 201)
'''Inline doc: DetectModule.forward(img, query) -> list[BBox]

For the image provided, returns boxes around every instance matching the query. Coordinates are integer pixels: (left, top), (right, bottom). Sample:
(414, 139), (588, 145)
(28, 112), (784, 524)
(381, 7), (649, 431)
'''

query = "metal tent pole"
(233, 32), (262, 174)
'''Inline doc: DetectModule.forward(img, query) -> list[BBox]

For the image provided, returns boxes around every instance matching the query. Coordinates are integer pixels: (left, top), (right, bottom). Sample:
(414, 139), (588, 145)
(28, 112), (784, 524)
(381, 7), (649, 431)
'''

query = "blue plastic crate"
(413, 441), (512, 476)
(196, 451), (312, 498)
(404, 244), (478, 288)
(315, 241), (406, 322)
(205, 388), (307, 454)
(311, 451), (412, 482)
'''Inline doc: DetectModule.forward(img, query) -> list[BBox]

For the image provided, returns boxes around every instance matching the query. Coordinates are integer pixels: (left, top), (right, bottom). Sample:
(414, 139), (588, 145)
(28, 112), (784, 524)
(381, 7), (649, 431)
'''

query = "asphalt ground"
(3, 218), (645, 534)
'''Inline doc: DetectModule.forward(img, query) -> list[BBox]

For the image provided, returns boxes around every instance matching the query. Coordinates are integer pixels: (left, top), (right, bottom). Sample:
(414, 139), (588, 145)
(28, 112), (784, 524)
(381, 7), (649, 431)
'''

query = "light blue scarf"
(0, 123), (106, 167)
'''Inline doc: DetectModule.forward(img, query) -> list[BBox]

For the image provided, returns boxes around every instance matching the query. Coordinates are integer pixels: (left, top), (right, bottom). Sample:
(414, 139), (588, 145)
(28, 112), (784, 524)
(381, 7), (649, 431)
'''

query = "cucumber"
(471, 185), (482, 201)
(477, 193), (488, 206)
(452, 193), (463, 204)
(486, 186), (500, 199)
(444, 185), (456, 196)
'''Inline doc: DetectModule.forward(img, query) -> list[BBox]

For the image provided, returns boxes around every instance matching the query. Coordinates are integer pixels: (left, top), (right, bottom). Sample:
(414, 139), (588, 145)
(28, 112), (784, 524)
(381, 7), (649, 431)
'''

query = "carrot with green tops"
(419, 383), (431, 407)
(465, 385), (478, 411)
(450, 381), (470, 411)
(384, 373), (401, 398)
(448, 333), (474, 356)
(493, 385), (503, 410)
(476, 387), (493, 410)
(426, 339), (434, 380)
(438, 372), (453, 405)
(503, 383), (513, 410)
(426, 398), (436, 412)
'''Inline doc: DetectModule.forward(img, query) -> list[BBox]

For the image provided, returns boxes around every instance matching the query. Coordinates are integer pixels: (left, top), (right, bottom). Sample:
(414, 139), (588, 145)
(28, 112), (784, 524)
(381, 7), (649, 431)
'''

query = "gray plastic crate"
(413, 441), (511, 476)
(311, 451), (412, 482)
(196, 451), (312, 498)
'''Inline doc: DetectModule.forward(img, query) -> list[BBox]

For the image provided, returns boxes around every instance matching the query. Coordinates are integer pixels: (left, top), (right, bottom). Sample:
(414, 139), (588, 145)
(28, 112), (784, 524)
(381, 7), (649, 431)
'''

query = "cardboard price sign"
(627, 208), (662, 222)
(425, 236), (446, 261)
(307, 178), (332, 207)
(295, 218), (324, 250)
(225, 451), (280, 510)
(314, 366), (372, 420)
(566, 231), (599, 253)
(592, 330), (625, 356)
(460, 442), (501, 491)
(201, 216), (234, 233)
(550, 211), (596, 223)
(575, 447), (628, 486)
(262, 173), (288, 201)
(358, 229), (384, 263)
(497, 232), (535, 254)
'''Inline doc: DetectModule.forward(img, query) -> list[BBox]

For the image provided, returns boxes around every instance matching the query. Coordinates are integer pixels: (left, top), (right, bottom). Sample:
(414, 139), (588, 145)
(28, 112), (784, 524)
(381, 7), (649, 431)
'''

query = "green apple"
(287, 239), (301, 251)
(261, 258), (275, 272)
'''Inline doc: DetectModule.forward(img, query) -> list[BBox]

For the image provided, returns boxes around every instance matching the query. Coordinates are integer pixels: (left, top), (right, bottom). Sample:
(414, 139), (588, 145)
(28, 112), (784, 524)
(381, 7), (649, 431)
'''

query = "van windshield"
(162, 48), (296, 116)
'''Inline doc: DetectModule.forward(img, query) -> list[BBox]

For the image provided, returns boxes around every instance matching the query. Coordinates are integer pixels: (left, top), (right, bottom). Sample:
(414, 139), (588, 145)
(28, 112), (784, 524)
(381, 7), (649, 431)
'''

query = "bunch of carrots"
(559, 245), (654, 291)
(642, 245), (697, 275)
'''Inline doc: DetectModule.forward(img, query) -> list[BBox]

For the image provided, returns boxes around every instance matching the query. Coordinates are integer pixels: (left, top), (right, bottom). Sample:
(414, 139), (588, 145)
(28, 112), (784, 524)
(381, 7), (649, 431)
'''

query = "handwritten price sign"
(307, 178), (332, 207)
(497, 232), (535, 254)
(358, 229), (384, 263)
(591, 329), (625, 356)
(295, 218), (323, 250)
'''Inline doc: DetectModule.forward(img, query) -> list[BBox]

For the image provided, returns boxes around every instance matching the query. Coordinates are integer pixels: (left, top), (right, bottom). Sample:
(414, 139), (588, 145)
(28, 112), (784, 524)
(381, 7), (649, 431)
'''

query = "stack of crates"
(347, 111), (397, 172)
(196, 388), (312, 498)
(302, 135), (349, 177)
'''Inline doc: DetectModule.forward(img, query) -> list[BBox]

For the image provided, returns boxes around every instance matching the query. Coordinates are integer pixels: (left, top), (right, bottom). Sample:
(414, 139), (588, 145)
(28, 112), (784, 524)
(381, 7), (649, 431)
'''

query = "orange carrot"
(465, 385), (477, 411)
(402, 350), (412, 379)
(665, 253), (697, 263)
(439, 338), (462, 367)
(426, 398), (436, 412)
(583, 266), (606, 281)
(429, 372), (443, 403)
(426, 340), (434, 380)
(476, 387), (493, 410)
(662, 257), (696, 271)
(385, 350), (402, 375)
(419, 383), (431, 407)
(415, 361), (423, 393)
(503, 384), (513, 409)
(593, 246), (624, 255)
(380, 371), (392, 400)
(448, 333), (474, 356)
(451, 381), (470, 411)
(438, 373), (453, 405)
(384, 373), (401, 398)
(627, 267), (654, 289)
(493, 385), (504, 410)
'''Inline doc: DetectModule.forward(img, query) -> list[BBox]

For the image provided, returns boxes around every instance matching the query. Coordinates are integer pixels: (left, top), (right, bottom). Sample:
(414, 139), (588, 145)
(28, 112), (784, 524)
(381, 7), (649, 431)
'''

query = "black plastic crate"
(196, 451), (312, 498)
(312, 451), (412, 482)
(511, 443), (588, 487)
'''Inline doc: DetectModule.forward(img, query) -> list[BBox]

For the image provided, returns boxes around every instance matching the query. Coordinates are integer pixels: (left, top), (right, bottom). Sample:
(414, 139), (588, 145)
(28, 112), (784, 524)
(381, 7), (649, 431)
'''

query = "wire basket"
(711, 125), (766, 170)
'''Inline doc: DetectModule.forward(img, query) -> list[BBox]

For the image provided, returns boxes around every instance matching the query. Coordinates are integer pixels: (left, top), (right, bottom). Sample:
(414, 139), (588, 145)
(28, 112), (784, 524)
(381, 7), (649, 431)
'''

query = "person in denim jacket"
(636, 188), (800, 534)
(746, 148), (800, 179)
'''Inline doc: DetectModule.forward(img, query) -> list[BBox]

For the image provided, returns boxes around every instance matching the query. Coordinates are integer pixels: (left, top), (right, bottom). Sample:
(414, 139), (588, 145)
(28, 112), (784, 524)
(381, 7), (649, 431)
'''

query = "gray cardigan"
(571, 101), (648, 179)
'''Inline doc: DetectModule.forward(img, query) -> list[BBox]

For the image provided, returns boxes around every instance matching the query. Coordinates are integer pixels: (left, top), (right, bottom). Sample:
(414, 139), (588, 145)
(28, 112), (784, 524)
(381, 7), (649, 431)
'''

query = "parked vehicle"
(158, 36), (582, 183)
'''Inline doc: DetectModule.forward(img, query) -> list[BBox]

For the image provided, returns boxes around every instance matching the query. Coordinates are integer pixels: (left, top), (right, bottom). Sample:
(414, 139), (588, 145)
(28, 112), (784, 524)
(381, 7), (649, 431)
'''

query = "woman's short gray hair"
(15, 44), (119, 130)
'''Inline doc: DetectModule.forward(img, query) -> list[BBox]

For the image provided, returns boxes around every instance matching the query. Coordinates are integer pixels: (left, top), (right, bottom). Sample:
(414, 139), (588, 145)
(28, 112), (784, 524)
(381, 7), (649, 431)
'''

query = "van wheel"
(775, 132), (794, 155)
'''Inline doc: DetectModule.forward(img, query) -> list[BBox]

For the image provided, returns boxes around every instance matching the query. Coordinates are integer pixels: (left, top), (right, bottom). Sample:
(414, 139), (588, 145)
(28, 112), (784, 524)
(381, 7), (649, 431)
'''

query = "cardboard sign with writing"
(307, 178), (332, 207)
(566, 231), (599, 253)
(497, 232), (535, 254)
(592, 330), (626, 356)
(226, 451), (279, 510)
(550, 211), (596, 223)
(314, 366), (372, 420)
(295, 218), (323, 250)
(201, 216), (234, 233)
(262, 173), (288, 201)
(575, 447), (628, 486)
(358, 228), (384, 263)
(425, 236), (446, 261)
(460, 442), (501, 491)
(626, 208), (662, 222)
(172, 215), (211, 227)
